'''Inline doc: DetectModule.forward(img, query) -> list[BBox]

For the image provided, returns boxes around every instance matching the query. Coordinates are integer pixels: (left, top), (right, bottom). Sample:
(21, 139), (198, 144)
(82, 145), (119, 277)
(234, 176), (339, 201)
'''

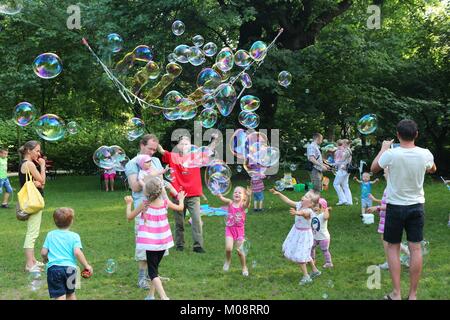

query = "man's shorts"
(47, 265), (77, 298)
(384, 203), (424, 244)
(0, 178), (13, 194)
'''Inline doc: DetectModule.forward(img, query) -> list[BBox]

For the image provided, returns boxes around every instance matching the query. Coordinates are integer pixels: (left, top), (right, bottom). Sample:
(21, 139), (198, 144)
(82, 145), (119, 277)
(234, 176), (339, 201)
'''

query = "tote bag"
(17, 166), (45, 214)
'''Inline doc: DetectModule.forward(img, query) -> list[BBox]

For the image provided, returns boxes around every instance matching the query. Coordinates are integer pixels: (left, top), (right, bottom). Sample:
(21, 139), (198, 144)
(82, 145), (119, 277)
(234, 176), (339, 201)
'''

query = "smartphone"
(391, 143), (400, 149)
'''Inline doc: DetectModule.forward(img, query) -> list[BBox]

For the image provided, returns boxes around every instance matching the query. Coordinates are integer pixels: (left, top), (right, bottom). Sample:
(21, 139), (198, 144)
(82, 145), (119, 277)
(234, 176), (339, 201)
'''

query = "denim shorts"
(361, 198), (372, 209)
(47, 265), (77, 298)
(0, 178), (13, 194)
(253, 191), (264, 201)
(384, 203), (424, 244)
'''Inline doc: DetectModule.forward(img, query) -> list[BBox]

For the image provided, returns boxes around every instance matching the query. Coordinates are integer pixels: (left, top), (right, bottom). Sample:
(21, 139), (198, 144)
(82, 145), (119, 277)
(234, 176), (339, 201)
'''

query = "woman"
(19, 141), (46, 272)
(333, 139), (353, 205)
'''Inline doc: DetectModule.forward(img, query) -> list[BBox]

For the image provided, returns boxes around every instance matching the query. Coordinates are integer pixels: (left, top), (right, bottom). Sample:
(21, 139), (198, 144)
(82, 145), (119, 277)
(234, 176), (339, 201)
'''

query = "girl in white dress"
(270, 189), (322, 285)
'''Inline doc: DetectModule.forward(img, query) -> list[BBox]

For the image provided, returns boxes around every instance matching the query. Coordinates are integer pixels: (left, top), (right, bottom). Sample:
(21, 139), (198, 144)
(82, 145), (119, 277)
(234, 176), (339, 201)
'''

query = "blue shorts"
(47, 265), (77, 298)
(253, 191), (264, 201)
(0, 178), (13, 194)
(361, 198), (372, 209)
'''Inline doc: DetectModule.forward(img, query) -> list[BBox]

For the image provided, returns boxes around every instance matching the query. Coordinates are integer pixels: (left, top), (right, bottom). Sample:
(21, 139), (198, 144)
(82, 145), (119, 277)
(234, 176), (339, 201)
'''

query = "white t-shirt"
(378, 147), (434, 205)
(311, 211), (330, 240)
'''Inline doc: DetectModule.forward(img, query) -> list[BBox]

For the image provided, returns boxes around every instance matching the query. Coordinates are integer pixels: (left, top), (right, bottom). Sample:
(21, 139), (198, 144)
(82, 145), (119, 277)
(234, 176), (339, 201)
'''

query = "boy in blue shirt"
(41, 207), (93, 300)
(353, 172), (379, 216)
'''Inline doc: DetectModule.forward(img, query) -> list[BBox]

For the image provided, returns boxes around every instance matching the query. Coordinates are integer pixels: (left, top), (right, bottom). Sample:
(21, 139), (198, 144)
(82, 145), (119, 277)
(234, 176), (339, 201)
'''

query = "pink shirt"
(136, 199), (174, 251)
(225, 203), (246, 228)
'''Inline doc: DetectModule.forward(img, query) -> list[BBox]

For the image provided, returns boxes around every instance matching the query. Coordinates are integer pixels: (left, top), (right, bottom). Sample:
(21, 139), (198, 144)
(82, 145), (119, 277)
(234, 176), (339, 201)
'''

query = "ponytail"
(18, 141), (40, 157)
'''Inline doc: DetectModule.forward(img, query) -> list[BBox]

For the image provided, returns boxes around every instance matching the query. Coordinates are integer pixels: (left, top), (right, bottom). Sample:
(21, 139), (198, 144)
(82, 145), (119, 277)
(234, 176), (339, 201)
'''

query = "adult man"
(157, 134), (219, 253)
(307, 133), (330, 192)
(371, 119), (436, 300)
(125, 134), (165, 289)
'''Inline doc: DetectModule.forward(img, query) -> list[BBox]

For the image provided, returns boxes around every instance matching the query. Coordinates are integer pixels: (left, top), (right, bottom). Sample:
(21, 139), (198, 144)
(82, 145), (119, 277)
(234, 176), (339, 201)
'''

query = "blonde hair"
(336, 139), (343, 146)
(304, 190), (320, 208)
(234, 186), (247, 202)
(144, 177), (163, 203)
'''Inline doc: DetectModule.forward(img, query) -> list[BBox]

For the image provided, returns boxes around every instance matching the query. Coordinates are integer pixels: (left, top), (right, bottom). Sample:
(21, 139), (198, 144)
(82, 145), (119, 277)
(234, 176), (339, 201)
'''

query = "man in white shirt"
(371, 119), (436, 300)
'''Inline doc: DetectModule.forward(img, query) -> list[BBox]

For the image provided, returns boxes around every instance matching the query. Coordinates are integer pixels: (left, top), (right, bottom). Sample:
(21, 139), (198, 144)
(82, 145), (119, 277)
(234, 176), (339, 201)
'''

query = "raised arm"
(371, 140), (394, 173)
(323, 207), (331, 220)
(370, 178), (380, 184)
(124, 196), (145, 221)
(168, 191), (186, 211)
(269, 189), (297, 207)
(289, 207), (311, 219)
(217, 193), (232, 205)
(353, 176), (362, 184)
(157, 144), (166, 156)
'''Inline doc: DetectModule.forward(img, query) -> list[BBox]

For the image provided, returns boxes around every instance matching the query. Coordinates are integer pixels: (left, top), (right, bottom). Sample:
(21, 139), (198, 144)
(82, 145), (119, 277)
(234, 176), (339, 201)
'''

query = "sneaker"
(299, 275), (312, 285)
(323, 263), (334, 268)
(310, 270), (322, 279)
(176, 246), (184, 252)
(138, 278), (150, 290)
(223, 262), (230, 272)
(400, 256), (410, 268)
(193, 247), (206, 253)
(144, 295), (155, 300)
(336, 202), (345, 206)
(242, 269), (249, 277)
(379, 262), (389, 270)
(1, 204), (9, 208)
(25, 264), (42, 273)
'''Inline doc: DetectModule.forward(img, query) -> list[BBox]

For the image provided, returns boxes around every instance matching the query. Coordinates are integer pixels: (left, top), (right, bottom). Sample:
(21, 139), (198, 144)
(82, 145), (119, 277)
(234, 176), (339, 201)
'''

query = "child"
(367, 169), (410, 269)
(270, 188), (321, 285)
(251, 172), (266, 212)
(103, 167), (116, 192)
(216, 186), (252, 276)
(353, 172), (379, 215)
(125, 177), (186, 300)
(311, 198), (333, 268)
(0, 149), (13, 208)
(41, 208), (93, 300)
(137, 154), (177, 197)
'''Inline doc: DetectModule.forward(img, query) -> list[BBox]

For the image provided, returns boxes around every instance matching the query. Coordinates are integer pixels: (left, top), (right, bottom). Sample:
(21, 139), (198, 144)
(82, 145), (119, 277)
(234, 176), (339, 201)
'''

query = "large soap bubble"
(107, 33), (123, 53)
(0, 0), (23, 15)
(172, 20), (185, 36)
(215, 83), (236, 117)
(278, 71), (292, 87)
(174, 44), (192, 64)
(93, 145), (128, 171)
(357, 114), (378, 135)
(249, 41), (267, 61)
(203, 42), (218, 57)
(13, 102), (37, 127)
(34, 114), (66, 142)
(66, 121), (80, 135)
(188, 46), (206, 66)
(133, 45), (153, 62)
(33, 53), (63, 79)
(240, 95), (260, 112)
(197, 68), (221, 94)
(234, 50), (252, 68)
(192, 35), (204, 47)
(126, 117), (145, 141)
(198, 109), (218, 128)
(238, 111), (260, 129)
(215, 47), (234, 72)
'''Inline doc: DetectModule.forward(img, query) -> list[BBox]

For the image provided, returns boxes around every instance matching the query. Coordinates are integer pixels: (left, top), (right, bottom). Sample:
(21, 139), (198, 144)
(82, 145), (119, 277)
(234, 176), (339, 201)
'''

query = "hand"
(322, 164), (331, 171)
(38, 158), (46, 167)
(269, 188), (280, 195)
(353, 176), (357, 181)
(289, 208), (298, 216)
(124, 196), (133, 205)
(177, 191), (186, 201)
(366, 206), (377, 213)
(33, 181), (42, 188)
(381, 140), (394, 151)
(162, 166), (170, 174)
(84, 265), (93, 275)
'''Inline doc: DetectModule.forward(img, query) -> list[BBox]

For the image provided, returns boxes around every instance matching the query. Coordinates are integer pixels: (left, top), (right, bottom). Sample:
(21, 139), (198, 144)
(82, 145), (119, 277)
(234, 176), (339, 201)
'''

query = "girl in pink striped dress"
(125, 177), (186, 300)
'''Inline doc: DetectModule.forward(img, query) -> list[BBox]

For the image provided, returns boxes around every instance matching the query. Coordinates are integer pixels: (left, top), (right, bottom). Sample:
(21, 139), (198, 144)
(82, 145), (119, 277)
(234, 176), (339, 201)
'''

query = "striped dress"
(136, 199), (174, 252)
(377, 190), (387, 234)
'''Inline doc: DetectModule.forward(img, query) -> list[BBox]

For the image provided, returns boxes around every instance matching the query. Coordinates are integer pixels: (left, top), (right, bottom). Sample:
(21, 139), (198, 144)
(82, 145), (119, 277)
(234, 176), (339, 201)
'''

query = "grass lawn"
(0, 173), (449, 300)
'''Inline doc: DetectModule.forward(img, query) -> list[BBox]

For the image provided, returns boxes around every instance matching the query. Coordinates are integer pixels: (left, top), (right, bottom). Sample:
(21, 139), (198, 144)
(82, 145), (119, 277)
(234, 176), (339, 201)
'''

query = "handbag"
(346, 162), (359, 174)
(17, 165), (45, 214)
(304, 155), (319, 171)
(16, 202), (30, 221)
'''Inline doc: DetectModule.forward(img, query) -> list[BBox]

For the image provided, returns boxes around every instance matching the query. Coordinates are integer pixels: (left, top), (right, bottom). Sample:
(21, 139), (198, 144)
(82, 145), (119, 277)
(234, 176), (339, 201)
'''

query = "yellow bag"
(17, 166), (45, 214)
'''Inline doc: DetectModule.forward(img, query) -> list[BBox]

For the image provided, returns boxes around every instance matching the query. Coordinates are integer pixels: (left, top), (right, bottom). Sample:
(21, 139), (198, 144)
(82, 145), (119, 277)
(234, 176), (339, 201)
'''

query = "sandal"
(25, 264), (42, 273)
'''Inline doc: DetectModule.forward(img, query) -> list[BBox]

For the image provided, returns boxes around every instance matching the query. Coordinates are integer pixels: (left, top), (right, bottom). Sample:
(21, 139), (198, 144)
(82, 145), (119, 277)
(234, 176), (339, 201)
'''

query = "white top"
(294, 201), (313, 229)
(378, 147), (434, 205)
(311, 211), (330, 240)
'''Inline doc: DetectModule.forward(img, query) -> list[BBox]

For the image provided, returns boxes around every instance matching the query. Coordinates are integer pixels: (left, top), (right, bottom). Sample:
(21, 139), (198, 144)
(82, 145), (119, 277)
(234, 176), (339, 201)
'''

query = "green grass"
(0, 173), (449, 300)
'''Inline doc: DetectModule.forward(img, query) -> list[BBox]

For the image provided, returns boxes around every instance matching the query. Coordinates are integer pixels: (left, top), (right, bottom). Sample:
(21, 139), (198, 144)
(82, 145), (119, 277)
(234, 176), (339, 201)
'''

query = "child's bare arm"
(270, 189), (297, 207)
(243, 186), (252, 209)
(289, 208), (311, 219)
(370, 178), (380, 184)
(41, 248), (49, 263)
(74, 248), (93, 274)
(323, 207), (331, 220)
(124, 196), (145, 221)
(217, 193), (232, 205)
(369, 194), (382, 203)
(353, 176), (362, 183)
(168, 191), (186, 211)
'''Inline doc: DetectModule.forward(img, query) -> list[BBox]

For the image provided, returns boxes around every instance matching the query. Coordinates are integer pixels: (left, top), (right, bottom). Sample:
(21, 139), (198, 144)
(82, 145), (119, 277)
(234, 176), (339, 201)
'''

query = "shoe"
(400, 256), (410, 268)
(336, 202), (345, 206)
(310, 270), (322, 279)
(25, 264), (42, 273)
(193, 247), (206, 253)
(299, 275), (312, 285)
(379, 262), (389, 270)
(138, 278), (150, 290)
(323, 263), (334, 268)
(1, 204), (9, 208)
(242, 269), (249, 277)
(34, 261), (45, 267)
(176, 247), (184, 252)
(343, 203), (351, 206)
(223, 262), (230, 272)
(144, 295), (155, 300)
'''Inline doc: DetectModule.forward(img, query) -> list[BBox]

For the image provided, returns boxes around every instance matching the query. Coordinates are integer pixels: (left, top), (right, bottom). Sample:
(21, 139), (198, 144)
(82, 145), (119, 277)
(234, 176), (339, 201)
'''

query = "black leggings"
(146, 250), (166, 280)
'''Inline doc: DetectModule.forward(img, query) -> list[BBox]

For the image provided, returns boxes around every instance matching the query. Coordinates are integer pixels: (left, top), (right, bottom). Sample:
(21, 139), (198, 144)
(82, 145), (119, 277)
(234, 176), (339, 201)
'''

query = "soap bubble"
(35, 114), (66, 141)
(252, 260), (257, 268)
(163, 107), (182, 121)
(173, 44), (191, 63)
(164, 167), (175, 182)
(207, 160), (232, 179)
(0, 0), (23, 15)
(249, 41), (267, 61)
(327, 280), (335, 288)
(192, 35), (204, 47)
(357, 114), (378, 135)
(322, 293), (329, 299)
(178, 98), (197, 120)
(197, 68), (222, 94)
(13, 102), (37, 127)
(66, 121), (80, 135)
(33, 53), (63, 79)
(133, 45), (153, 62)
(240, 73), (253, 88)
(28, 271), (43, 292)
(238, 111), (260, 129)
(198, 109), (218, 128)
(107, 33), (123, 53)
(166, 62), (182, 77)
(201, 94), (216, 109)
(290, 163), (297, 171)
(188, 46), (206, 66)
(203, 42), (218, 57)
(258, 147), (280, 167)
(144, 61), (160, 80)
(167, 53), (177, 63)
(238, 239), (251, 256)
(215, 83), (237, 117)
(278, 71), (292, 87)
(275, 180), (285, 192)
(207, 173), (231, 195)
(164, 90), (184, 110)
(105, 259), (117, 274)
(93, 145), (128, 170)
(230, 129), (248, 159)
(240, 95), (260, 112)
(172, 20), (185, 36)
(215, 47), (234, 72)
(234, 50), (252, 68)
(126, 117), (145, 141)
